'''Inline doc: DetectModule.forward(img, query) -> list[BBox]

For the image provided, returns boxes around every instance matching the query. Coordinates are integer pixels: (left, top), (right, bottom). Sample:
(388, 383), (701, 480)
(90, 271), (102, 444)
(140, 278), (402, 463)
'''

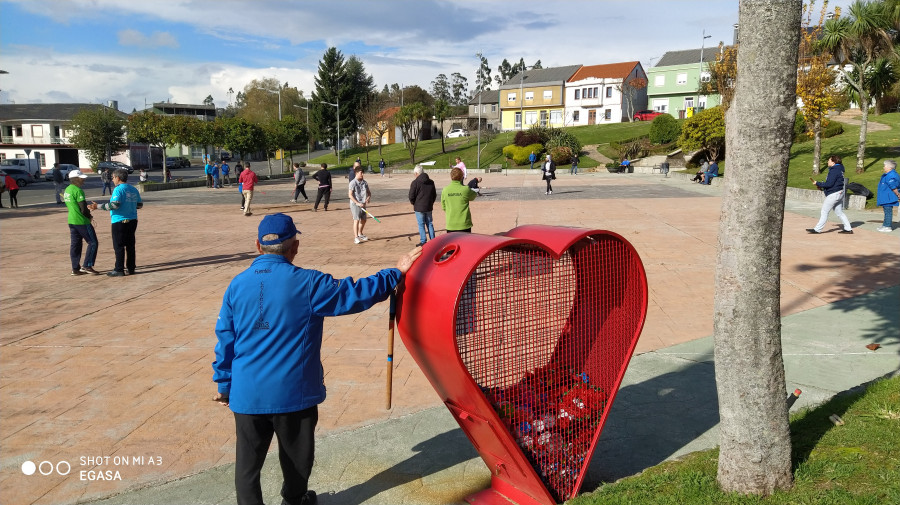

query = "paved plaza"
(1, 171), (897, 505)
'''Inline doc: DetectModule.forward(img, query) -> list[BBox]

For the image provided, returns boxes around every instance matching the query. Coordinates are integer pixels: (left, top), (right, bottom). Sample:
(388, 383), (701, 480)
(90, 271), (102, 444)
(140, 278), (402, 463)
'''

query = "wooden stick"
(385, 290), (397, 410)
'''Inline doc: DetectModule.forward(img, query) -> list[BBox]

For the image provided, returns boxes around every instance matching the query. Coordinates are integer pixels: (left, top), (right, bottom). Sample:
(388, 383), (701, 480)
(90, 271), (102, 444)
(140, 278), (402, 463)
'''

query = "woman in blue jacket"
(807, 155), (853, 234)
(876, 159), (900, 232)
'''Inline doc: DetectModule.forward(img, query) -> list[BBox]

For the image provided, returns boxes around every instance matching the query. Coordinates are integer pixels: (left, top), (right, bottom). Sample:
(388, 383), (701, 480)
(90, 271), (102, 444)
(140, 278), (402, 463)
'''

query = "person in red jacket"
(239, 165), (259, 216)
(4, 173), (19, 208)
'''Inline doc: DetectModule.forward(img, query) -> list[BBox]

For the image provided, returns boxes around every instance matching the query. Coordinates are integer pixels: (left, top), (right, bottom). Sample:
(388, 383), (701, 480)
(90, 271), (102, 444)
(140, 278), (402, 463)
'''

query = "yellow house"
(360, 106), (402, 146)
(498, 65), (581, 131)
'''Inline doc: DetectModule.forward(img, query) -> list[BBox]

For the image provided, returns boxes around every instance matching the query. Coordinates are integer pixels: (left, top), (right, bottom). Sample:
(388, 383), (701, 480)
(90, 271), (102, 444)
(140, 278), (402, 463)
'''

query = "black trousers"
(292, 184), (308, 201)
(544, 177), (553, 193)
(111, 220), (138, 273)
(234, 406), (318, 505)
(7, 189), (18, 207)
(314, 188), (330, 210)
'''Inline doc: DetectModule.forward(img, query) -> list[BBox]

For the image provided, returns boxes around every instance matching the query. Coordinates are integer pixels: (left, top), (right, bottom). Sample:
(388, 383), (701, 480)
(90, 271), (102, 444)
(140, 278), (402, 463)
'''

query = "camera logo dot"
(22, 461), (36, 475)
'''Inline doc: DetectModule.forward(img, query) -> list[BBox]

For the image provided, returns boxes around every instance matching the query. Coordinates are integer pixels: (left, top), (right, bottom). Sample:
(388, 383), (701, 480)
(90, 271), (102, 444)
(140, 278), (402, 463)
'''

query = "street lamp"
(697, 30), (712, 113)
(294, 103), (310, 164)
(321, 98), (340, 167)
(266, 88), (283, 173)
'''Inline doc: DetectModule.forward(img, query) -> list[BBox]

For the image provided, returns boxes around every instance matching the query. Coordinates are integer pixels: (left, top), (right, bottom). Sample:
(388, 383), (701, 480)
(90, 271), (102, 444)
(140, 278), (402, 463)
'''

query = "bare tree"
(714, 0), (801, 496)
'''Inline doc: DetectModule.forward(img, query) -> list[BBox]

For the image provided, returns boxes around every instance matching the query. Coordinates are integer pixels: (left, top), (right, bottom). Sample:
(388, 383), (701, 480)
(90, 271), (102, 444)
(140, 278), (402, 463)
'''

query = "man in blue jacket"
(807, 154), (853, 234)
(212, 213), (422, 505)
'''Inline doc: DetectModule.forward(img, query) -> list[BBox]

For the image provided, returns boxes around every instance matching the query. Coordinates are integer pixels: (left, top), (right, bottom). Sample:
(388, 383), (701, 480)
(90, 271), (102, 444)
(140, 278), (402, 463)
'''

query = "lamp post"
(264, 88), (284, 173)
(322, 99), (340, 167)
(698, 30), (712, 113)
(294, 103), (310, 164)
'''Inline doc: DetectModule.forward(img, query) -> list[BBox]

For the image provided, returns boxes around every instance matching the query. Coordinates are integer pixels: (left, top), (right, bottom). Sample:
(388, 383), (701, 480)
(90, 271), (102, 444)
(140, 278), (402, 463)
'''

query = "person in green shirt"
(440, 167), (477, 233)
(64, 170), (100, 276)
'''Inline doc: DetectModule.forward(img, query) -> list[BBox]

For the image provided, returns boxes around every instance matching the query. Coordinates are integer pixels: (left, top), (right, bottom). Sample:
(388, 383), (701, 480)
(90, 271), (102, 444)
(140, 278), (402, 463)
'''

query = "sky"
(0, 0), (852, 114)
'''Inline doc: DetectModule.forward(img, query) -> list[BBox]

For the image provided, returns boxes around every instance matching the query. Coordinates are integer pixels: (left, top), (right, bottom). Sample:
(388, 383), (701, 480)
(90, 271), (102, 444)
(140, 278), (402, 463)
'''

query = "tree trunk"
(715, 0), (800, 495)
(856, 92), (869, 174)
(812, 116), (821, 175)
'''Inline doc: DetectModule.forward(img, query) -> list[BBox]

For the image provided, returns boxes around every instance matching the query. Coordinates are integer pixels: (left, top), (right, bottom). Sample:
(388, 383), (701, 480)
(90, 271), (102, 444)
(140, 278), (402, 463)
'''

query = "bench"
(488, 164), (503, 173)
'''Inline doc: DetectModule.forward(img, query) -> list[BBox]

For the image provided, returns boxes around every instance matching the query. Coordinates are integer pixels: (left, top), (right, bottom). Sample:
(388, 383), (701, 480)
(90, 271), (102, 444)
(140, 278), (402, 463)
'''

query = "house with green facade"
(646, 48), (721, 119)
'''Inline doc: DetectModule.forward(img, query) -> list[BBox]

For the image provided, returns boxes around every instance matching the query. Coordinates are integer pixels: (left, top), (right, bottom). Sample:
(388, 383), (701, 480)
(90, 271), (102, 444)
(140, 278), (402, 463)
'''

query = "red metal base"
(466, 476), (555, 505)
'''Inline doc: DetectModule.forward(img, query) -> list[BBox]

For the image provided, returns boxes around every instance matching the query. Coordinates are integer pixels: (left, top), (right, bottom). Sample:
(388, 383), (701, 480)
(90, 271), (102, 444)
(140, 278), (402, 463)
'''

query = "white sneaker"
(877, 226), (893, 233)
(549, 190), (553, 195)
(358, 235), (368, 242)
(290, 199), (296, 203)
(354, 237), (361, 244)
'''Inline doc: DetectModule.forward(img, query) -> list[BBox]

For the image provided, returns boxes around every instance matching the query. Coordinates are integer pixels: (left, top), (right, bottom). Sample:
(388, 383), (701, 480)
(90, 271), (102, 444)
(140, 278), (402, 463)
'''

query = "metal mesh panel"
(455, 237), (642, 501)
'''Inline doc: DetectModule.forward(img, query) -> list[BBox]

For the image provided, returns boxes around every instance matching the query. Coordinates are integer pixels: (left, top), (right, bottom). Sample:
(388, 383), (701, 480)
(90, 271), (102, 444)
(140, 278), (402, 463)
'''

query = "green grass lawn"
(308, 112), (898, 199)
(569, 375), (900, 505)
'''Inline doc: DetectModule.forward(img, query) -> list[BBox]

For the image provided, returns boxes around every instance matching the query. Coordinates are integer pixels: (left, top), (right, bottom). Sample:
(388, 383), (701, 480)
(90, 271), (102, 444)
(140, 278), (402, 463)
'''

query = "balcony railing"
(1, 136), (13, 144)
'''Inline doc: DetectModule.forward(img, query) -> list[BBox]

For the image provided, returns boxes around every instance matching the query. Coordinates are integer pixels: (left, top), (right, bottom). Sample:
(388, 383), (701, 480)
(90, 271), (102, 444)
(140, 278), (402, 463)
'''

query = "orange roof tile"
(568, 62), (642, 82)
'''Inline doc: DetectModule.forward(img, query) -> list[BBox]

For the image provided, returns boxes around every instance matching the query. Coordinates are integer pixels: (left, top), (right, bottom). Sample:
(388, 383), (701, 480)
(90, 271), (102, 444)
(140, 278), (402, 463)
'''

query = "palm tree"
(819, 0), (894, 173)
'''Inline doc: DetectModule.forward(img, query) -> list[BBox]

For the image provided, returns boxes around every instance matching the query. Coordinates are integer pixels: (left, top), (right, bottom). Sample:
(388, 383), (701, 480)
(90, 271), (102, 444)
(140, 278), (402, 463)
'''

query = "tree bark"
(856, 93), (869, 174)
(715, 0), (800, 495)
(812, 117), (821, 175)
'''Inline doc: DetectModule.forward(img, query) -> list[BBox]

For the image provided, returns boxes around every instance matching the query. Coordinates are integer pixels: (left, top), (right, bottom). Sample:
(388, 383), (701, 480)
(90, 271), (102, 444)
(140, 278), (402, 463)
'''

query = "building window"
(543, 90), (552, 100)
(606, 87), (613, 98)
(550, 110), (561, 124)
(482, 105), (487, 113)
(700, 71), (711, 83)
(14, 125), (23, 136)
(525, 91), (534, 100)
(575, 89), (580, 99)
(491, 104), (496, 112)
(540, 110), (548, 126)
(593, 87), (599, 98)
(652, 98), (668, 112)
(677, 73), (688, 85)
(604, 109), (612, 120)
(508, 92), (517, 102)
(514, 112), (522, 129)
(525, 111), (537, 125)
(655, 75), (665, 87)
(54, 126), (62, 137)
(38, 152), (46, 167)
(32, 125), (44, 138)
(573, 110), (580, 122)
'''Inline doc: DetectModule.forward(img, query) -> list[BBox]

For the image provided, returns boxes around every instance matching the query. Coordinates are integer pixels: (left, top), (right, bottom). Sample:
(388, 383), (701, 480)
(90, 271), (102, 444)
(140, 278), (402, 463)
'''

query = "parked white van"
(0, 159), (41, 178)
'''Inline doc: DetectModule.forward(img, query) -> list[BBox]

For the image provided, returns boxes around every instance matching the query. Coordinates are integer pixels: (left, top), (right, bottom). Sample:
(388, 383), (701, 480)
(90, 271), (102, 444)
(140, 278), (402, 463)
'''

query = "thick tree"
(678, 106), (726, 161)
(450, 72), (469, 106)
(820, 0), (894, 173)
(400, 85), (433, 109)
(220, 116), (265, 162)
(714, 0), (801, 495)
(431, 74), (451, 103)
(68, 105), (127, 166)
(393, 102), (428, 164)
(311, 47), (352, 155)
(127, 111), (171, 181)
(344, 55), (376, 142)
(203, 95), (214, 106)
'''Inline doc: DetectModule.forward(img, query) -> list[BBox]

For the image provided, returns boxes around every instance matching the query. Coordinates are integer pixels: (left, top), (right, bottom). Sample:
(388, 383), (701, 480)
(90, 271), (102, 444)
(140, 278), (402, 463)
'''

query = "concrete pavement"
(0, 171), (897, 505)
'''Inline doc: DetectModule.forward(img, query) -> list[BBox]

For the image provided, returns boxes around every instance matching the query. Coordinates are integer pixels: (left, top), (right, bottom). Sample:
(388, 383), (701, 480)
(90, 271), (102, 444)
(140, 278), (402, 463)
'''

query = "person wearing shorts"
(348, 165), (371, 244)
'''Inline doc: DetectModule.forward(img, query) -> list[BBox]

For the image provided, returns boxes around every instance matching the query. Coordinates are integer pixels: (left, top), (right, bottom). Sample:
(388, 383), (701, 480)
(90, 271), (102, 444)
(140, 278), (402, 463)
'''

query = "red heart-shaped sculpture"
(396, 225), (647, 505)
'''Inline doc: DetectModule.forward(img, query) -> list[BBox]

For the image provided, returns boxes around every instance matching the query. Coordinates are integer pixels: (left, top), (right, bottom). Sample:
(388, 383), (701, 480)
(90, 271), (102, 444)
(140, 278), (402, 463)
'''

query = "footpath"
(0, 171), (896, 505)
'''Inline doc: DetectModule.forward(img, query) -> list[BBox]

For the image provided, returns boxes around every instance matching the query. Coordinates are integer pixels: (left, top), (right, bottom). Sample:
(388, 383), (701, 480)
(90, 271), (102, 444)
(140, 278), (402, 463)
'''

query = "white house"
(564, 61), (648, 125)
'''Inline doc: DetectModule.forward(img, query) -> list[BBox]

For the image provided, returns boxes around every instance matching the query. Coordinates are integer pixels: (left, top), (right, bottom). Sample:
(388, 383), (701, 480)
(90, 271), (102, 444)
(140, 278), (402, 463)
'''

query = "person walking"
(4, 172), (19, 208)
(348, 165), (371, 244)
(541, 154), (556, 195)
(101, 166), (114, 195)
(570, 155), (579, 175)
(51, 163), (65, 204)
(876, 159), (900, 232)
(529, 151), (537, 170)
(379, 158), (386, 178)
(90, 168), (143, 277)
(808, 155), (853, 234)
(452, 156), (468, 181)
(221, 160), (231, 186)
(441, 167), (477, 233)
(238, 164), (259, 217)
(312, 163), (332, 212)
(64, 170), (100, 276)
(291, 163), (309, 203)
(212, 213), (422, 505)
(408, 164), (436, 246)
(139, 168), (148, 183)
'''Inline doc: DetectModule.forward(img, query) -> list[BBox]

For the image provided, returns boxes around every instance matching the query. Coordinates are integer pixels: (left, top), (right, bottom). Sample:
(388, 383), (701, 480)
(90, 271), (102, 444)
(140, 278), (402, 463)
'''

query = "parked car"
(447, 129), (468, 138)
(44, 164), (80, 181)
(176, 156), (191, 168)
(165, 157), (181, 170)
(220, 151), (231, 161)
(633, 110), (664, 121)
(0, 167), (35, 187)
(97, 160), (134, 174)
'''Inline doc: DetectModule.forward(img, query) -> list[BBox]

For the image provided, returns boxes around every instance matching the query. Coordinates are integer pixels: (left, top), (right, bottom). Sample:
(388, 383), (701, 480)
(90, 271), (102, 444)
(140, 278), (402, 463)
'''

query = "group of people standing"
(0, 171), (20, 208)
(66, 167), (143, 277)
(205, 160), (232, 189)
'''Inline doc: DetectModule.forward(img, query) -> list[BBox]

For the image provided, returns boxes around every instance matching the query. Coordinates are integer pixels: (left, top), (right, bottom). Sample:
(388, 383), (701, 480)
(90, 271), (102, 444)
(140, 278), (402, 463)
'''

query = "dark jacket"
(816, 163), (845, 196)
(313, 169), (332, 189)
(408, 172), (437, 212)
(542, 160), (556, 180)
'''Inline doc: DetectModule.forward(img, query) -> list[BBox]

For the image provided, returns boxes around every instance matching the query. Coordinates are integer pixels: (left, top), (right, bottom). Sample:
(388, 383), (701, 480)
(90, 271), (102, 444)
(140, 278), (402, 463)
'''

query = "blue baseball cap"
(258, 213), (300, 245)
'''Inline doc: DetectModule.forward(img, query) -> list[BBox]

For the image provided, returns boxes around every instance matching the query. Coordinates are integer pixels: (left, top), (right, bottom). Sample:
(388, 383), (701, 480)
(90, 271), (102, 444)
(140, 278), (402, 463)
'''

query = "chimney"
(107, 100), (119, 111)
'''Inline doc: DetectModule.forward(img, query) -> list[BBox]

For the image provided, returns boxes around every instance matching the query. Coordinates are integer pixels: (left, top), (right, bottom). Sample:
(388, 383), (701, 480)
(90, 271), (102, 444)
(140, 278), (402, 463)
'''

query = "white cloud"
(117, 29), (179, 49)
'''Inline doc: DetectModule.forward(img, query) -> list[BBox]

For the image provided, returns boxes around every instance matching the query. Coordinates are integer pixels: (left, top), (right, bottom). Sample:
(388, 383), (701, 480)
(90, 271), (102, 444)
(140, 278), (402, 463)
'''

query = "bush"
(649, 114), (680, 144)
(549, 146), (574, 165)
(545, 128), (582, 161)
(822, 120), (843, 138)
(514, 130), (543, 147)
(794, 112), (808, 141)
(503, 143), (544, 165)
